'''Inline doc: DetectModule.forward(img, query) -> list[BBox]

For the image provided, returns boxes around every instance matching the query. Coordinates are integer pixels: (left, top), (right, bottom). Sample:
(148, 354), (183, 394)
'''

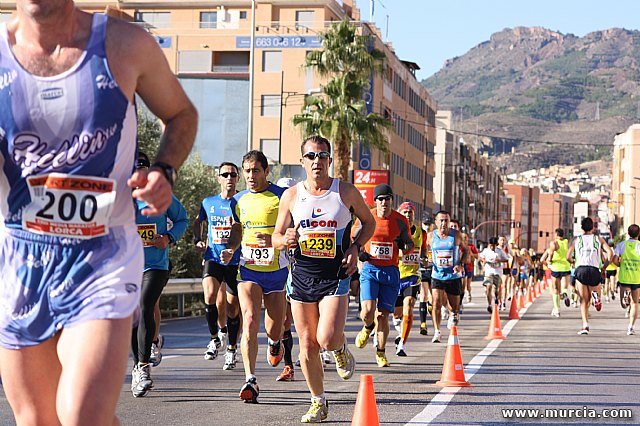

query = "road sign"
(353, 169), (389, 205)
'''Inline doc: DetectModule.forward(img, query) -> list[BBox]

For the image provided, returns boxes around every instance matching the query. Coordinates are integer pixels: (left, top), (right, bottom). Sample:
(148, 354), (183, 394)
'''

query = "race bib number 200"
(22, 173), (116, 239)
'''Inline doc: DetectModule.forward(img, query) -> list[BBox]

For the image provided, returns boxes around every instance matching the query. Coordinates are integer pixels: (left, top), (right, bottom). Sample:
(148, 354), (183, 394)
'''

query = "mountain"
(422, 27), (640, 173)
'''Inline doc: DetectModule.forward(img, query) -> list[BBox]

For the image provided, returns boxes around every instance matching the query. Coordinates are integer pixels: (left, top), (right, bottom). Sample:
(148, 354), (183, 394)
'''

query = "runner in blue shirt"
(194, 162), (242, 370)
(132, 152), (188, 397)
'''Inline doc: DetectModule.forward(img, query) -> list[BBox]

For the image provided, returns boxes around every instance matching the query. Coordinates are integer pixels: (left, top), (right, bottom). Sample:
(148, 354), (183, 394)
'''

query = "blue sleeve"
(166, 195), (189, 242)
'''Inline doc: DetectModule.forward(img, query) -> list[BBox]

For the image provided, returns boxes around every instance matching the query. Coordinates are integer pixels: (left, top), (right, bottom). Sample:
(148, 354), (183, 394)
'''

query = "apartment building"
(0, 0), (437, 214)
(537, 193), (575, 253)
(434, 111), (504, 245)
(612, 124), (640, 233)
(504, 184), (539, 251)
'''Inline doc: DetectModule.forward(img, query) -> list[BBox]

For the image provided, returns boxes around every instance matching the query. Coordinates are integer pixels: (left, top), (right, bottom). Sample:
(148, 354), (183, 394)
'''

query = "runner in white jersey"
(0, 2), (197, 424)
(273, 135), (375, 423)
(567, 217), (613, 335)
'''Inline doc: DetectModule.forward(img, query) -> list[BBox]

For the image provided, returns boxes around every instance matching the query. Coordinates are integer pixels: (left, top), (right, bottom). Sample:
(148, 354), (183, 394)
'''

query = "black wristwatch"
(151, 161), (177, 188)
(165, 233), (175, 244)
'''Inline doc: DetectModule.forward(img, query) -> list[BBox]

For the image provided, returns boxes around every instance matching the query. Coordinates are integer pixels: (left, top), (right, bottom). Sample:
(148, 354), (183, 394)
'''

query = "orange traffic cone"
(518, 291), (525, 310)
(536, 280), (542, 294)
(508, 294), (520, 320)
(484, 304), (506, 340)
(531, 284), (538, 299)
(351, 374), (379, 426)
(435, 326), (471, 387)
(526, 287), (533, 305)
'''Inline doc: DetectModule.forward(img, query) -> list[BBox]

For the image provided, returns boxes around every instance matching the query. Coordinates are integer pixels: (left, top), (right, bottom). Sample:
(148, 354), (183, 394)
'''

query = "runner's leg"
(238, 281), (264, 377)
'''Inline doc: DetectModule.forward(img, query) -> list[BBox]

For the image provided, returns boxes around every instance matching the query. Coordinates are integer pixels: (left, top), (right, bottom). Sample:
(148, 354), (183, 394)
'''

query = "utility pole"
(247, 0), (256, 152)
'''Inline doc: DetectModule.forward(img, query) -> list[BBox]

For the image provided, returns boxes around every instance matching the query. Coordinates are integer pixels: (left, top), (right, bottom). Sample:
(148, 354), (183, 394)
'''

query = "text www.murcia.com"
(501, 407), (633, 420)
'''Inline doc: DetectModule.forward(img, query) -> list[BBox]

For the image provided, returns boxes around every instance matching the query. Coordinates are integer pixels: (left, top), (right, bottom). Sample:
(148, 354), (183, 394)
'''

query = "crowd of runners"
(1, 2), (639, 424)
(132, 137), (639, 423)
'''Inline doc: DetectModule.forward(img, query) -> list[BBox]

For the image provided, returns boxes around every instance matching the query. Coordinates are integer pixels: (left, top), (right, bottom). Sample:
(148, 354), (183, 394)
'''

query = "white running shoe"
(150, 334), (164, 367)
(551, 308), (560, 318)
(395, 340), (407, 356)
(131, 363), (153, 397)
(392, 317), (402, 334)
(431, 329), (441, 343)
(204, 338), (221, 360)
(627, 326), (635, 336)
(320, 348), (333, 365)
(223, 349), (237, 370)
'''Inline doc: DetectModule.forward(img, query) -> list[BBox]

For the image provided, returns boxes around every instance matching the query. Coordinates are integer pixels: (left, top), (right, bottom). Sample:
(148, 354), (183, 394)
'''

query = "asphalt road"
(1, 280), (638, 425)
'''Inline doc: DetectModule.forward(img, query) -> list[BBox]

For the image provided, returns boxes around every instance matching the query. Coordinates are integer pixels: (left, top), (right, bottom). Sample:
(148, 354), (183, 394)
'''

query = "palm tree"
(292, 19), (392, 181)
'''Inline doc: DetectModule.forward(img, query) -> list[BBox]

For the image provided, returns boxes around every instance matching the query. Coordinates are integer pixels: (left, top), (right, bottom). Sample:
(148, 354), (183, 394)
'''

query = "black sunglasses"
(302, 151), (330, 160)
(376, 195), (392, 201)
(220, 172), (239, 178)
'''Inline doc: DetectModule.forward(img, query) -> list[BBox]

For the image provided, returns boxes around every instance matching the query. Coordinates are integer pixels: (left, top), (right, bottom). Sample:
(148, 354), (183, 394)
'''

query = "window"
(261, 139), (280, 163)
(200, 12), (217, 29)
(261, 95), (281, 117)
(177, 51), (212, 73)
(240, 11), (247, 19)
(262, 51), (282, 73)
(295, 11), (315, 29)
(134, 12), (171, 28)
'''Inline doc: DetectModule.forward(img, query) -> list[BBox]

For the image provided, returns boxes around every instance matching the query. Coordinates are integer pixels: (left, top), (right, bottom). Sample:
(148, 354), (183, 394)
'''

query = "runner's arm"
(566, 238), (576, 263)
(395, 216), (414, 252)
(165, 196), (189, 243)
(272, 188), (296, 250)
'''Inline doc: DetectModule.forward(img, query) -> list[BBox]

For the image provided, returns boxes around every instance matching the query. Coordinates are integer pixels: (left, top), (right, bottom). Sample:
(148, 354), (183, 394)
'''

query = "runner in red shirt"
(463, 232), (479, 303)
(352, 184), (413, 368)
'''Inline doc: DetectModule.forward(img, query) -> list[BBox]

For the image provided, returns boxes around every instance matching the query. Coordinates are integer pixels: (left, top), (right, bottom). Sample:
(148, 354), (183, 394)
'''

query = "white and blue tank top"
(431, 229), (461, 281)
(290, 179), (353, 280)
(0, 13), (138, 239)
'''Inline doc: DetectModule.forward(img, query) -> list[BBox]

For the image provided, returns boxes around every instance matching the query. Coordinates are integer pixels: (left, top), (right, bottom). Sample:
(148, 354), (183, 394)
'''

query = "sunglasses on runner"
(376, 195), (392, 202)
(220, 172), (239, 178)
(302, 151), (331, 160)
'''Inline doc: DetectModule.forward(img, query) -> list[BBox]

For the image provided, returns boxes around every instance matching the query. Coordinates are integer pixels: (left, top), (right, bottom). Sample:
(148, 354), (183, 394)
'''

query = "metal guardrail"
(163, 278), (201, 316)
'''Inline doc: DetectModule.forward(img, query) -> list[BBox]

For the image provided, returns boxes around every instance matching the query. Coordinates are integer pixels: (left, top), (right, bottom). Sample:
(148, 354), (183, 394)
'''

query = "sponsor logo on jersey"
(311, 208), (326, 219)
(299, 218), (338, 229)
(0, 70), (17, 92)
(96, 74), (117, 90)
(13, 124), (118, 174)
(40, 87), (64, 100)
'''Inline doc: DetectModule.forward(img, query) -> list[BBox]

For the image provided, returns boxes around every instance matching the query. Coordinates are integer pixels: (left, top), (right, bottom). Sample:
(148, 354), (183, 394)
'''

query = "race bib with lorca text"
(22, 173), (116, 239)
(299, 231), (336, 258)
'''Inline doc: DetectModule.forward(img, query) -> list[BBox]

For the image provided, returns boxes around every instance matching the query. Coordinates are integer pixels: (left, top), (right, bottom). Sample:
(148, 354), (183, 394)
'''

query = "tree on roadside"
(293, 19), (392, 181)
(137, 112), (217, 278)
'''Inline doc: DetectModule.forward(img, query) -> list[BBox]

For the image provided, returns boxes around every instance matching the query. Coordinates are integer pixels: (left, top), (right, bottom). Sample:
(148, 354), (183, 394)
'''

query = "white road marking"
(405, 303), (533, 424)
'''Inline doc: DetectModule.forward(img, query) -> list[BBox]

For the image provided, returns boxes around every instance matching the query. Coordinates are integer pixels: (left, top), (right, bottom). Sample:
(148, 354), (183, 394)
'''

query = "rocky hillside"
(423, 27), (640, 173)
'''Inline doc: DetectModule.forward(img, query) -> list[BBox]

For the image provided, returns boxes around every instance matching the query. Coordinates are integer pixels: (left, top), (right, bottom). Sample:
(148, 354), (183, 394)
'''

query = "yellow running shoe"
(355, 326), (370, 349)
(301, 400), (329, 423)
(332, 344), (355, 380)
(375, 351), (390, 367)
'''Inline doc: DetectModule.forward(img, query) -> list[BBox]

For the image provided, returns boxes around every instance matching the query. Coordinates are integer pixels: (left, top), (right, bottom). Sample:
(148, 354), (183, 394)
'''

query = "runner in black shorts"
(194, 161), (243, 369)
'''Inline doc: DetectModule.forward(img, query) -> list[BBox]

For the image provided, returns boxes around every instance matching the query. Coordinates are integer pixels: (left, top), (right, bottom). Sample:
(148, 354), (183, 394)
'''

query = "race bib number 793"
(22, 173), (116, 239)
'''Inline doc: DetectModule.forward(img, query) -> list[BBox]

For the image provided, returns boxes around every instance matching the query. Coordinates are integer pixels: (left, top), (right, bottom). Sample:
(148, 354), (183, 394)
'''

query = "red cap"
(399, 201), (415, 212)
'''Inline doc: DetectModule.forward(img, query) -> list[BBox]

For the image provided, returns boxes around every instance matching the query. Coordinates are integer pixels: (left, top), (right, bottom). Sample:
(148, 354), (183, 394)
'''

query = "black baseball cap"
(373, 184), (393, 199)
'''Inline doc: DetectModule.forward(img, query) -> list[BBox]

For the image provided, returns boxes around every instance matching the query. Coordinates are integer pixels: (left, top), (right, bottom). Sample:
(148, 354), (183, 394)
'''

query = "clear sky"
(360, 0), (640, 80)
